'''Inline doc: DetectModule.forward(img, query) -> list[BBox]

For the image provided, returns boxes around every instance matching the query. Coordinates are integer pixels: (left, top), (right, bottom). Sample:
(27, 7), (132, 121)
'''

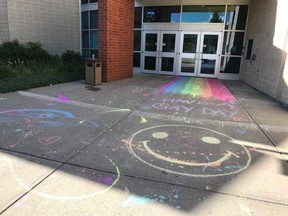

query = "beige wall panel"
(0, 0), (10, 44)
(7, 0), (80, 55)
(241, 0), (288, 105)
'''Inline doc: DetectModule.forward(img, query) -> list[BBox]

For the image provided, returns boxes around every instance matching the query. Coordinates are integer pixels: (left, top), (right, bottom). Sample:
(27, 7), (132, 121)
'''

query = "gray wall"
(241, 0), (288, 105)
(6, 0), (80, 55)
(0, 0), (10, 44)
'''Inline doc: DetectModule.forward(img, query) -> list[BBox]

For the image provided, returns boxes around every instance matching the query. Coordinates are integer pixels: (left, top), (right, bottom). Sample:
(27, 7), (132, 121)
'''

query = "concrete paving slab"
(2, 163), (288, 216)
(138, 77), (253, 123)
(223, 80), (275, 102)
(238, 100), (288, 126)
(69, 112), (288, 205)
(27, 74), (172, 109)
(0, 150), (61, 213)
(1, 74), (288, 215)
(260, 125), (288, 161)
(225, 80), (288, 161)
(0, 92), (129, 162)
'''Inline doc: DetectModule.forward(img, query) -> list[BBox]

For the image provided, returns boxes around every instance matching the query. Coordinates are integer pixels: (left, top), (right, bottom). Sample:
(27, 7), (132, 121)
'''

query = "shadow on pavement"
(0, 75), (288, 215)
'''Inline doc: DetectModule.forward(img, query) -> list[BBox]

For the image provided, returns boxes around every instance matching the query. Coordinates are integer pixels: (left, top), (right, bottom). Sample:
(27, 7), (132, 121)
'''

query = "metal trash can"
(84, 59), (102, 85)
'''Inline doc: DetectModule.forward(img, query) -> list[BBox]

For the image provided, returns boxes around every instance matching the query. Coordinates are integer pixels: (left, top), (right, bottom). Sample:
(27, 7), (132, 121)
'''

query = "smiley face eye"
(152, 132), (169, 139)
(201, 136), (221, 145)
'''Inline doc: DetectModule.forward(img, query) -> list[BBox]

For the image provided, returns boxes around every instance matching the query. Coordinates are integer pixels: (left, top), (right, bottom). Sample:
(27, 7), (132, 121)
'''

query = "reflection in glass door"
(142, 31), (177, 75)
(179, 31), (221, 78)
(179, 32), (200, 76)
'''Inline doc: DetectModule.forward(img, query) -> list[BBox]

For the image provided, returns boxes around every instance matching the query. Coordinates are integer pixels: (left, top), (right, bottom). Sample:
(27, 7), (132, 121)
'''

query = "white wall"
(241, 0), (288, 105)
(7, 0), (80, 55)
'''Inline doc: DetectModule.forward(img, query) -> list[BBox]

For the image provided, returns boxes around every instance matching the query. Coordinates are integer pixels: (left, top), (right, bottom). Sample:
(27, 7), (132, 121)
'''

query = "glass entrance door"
(143, 31), (177, 75)
(179, 31), (221, 78)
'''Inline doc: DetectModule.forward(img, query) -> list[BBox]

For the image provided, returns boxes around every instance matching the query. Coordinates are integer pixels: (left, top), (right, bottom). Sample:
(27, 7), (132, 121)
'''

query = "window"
(133, 53), (141, 67)
(82, 11), (89, 29)
(222, 32), (245, 56)
(134, 30), (141, 51)
(246, 39), (253, 60)
(143, 6), (181, 23)
(220, 5), (248, 74)
(135, 7), (142, 28)
(90, 10), (98, 29)
(220, 57), (241, 74)
(226, 5), (249, 30)
(134, 7), (143, 68)
(81, 0), (97, 5)
(81, 10), (98, 58)
(182, 5), (225, 23)
(81, 0), (88, 5)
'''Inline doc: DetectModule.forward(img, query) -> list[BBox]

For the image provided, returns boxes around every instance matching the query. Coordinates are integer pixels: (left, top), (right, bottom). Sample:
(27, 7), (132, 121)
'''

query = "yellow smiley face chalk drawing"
(127, 125), (251, 177)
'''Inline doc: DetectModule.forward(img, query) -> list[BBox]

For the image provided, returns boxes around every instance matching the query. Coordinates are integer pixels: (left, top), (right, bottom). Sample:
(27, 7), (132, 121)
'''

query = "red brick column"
(98, 0), (134, 82)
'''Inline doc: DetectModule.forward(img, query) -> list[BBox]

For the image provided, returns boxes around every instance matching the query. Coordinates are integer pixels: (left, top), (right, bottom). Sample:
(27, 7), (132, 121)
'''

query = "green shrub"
(0, 40), (52, 65)
(62, 50), (83, 64)
(0, 40), (26, 65)
(24, 42), (51, 62)
(0, 65), (13, 79)
(0, 41), (85, 93)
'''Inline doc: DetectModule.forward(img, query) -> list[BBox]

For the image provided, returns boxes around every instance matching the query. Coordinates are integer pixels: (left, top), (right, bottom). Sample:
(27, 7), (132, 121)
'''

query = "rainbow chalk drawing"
(158, 77), (235, 102)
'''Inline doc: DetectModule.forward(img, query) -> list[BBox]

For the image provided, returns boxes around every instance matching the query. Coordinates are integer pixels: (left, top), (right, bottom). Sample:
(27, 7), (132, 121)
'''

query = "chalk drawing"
(140, 116), (148, 124)
(158, 77), (235, 102)
(7, 153), (120, 201)
(58, 95), (69, 102)
(0, 109), (100, 150)
(122, 189), (180, 208)
(127, 125), (251, 177)
(38, 136), (61, 145)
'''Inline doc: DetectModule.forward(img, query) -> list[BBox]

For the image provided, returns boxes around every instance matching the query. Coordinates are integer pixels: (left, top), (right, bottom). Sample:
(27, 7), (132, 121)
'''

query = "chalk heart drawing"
(0, 109), (99, 149)
(38, 136), (61, 145)
(127, 125), (251, 177)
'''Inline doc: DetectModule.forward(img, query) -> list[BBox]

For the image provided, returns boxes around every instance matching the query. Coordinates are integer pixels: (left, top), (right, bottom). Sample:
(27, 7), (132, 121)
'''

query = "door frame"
(178, 31), (222, 78)
(142, 30), (178, 75)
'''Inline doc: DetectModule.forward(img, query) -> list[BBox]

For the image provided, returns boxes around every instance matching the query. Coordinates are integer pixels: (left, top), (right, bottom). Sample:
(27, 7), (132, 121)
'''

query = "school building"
(0, 0), (287, 105)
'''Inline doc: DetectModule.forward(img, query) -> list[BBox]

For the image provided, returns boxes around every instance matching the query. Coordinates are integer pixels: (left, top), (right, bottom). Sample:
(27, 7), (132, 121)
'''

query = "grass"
(0, 41), (85, 93)
(0, 61), (84, 93)
(0, 63), (84, 93)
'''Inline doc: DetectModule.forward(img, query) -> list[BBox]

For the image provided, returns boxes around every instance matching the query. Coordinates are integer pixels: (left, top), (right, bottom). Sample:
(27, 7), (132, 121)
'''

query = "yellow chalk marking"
(152, 132), (169, 139)
(201, 137), (221, 145)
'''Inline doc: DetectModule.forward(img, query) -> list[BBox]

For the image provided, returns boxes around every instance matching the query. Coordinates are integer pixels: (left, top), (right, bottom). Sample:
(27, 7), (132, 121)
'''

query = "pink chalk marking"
(58, 95), (69, 102)
(103, 177), (113, 185)
(38, 136), (61, 145)
(208, 79), (235, 102)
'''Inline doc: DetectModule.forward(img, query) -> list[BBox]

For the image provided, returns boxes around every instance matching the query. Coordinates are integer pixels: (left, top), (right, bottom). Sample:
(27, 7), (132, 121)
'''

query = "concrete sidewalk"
(0, 74), (288, 215)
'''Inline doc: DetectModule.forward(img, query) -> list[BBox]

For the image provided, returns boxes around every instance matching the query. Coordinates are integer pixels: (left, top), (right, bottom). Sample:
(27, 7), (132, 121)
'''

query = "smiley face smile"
(127, 125), (251, 177)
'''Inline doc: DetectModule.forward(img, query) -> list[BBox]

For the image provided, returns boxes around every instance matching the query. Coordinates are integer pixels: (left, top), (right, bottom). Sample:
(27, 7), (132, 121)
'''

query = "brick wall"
(7, 0), (80, 55)
(0, 0), (10, 44)
(98, 0), (134, 82)
(241, 0), (288, 105)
